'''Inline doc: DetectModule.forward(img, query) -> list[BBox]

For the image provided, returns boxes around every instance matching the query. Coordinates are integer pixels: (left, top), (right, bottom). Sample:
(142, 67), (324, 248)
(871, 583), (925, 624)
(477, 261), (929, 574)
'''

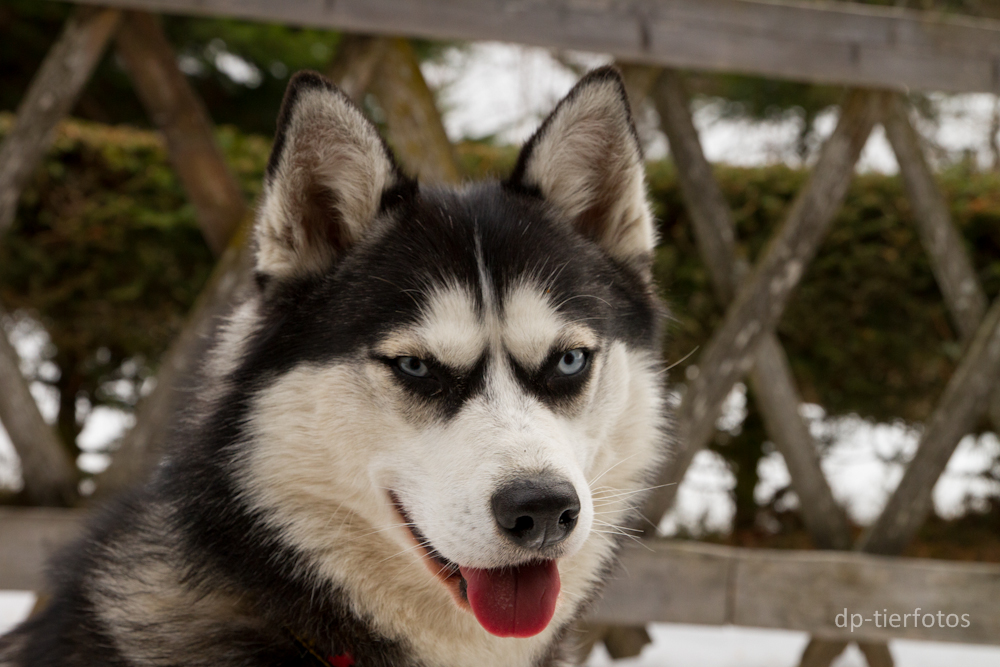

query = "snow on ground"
(3, 40), (1000, 662)
(3, 595), (999, 667)
(585, 623), (1000, 667)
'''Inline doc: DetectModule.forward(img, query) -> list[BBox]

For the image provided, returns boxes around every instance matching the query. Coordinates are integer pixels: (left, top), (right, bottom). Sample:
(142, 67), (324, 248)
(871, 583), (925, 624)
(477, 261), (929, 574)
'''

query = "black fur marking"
(508, 347), (596, 410)
(379, 352), (489, 420)
(235, 182), (657, 415)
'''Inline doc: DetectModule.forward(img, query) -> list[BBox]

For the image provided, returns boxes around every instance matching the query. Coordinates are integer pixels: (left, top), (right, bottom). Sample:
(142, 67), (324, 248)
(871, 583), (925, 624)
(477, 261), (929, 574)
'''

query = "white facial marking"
(501, 280), (564, 369)
(416, 283), (486, 369)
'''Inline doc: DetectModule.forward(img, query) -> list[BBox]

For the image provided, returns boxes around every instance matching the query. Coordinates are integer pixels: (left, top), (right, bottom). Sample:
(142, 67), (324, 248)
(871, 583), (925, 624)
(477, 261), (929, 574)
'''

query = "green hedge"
(2, 113), (1000, 455)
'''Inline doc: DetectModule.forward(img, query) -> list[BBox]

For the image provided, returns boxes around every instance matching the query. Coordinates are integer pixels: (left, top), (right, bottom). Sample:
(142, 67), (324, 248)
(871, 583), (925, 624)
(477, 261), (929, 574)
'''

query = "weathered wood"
(859, 293), (1000, 556)
(650, 69), (739, 302)
(601, 626), (651, 660)
(596, 540), (1000, 644)
(643, 89), (884, 525)
(797, 639), (848, 667)
(728, 546), (1000, 644)
(0, 6), (121, 231)
(649, 69), (851, 549)
(0, 508), (85, 590)
(115, 11), (247, 255)
(883, 94), (986, 342)
(96, 230), (255, 495)
(5, 509), (999, 645)
(370, 38), (461, 184)
(0, 8), (118, 506)
(0, 305), (78, 507)
(594, 540), (732, 627)
(327, 34), (391, 104)
(54, 0), (1000, 94)
(747, 338), (853, 547)
(642, 67), (863, 665)
(858, 642), (895, 667)
(882, 93), (1000, 431)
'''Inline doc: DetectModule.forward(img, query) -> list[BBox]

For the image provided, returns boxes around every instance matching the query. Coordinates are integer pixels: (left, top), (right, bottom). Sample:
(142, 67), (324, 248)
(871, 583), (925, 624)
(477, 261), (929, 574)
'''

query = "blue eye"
(396, 356), (430, 378)
(556, 349), (587, 376)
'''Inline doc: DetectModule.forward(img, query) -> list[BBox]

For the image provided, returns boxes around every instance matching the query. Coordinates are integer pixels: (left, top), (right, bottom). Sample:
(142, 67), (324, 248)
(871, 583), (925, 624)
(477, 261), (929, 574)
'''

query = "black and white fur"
(0, 67), (667, 667)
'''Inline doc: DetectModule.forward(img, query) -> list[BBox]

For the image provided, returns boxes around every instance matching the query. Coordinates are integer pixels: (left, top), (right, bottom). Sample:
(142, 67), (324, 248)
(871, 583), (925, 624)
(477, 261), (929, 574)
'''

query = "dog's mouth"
(388, 492), (560, 638)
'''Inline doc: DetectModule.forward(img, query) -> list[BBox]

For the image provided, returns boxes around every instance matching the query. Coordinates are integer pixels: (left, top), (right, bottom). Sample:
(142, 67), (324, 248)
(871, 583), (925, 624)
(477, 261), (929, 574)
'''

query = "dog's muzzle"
(491, 474), (580, 551)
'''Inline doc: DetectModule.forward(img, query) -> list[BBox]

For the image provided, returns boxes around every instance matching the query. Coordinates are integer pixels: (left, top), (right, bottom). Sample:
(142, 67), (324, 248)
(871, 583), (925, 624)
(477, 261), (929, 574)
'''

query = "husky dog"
(1, 66), (666, 667)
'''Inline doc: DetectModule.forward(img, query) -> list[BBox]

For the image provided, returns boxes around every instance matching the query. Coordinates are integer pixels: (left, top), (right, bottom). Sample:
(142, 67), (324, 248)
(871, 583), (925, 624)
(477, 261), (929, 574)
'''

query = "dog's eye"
(556, 349), (588, 376)
(396, 356), (430, 378)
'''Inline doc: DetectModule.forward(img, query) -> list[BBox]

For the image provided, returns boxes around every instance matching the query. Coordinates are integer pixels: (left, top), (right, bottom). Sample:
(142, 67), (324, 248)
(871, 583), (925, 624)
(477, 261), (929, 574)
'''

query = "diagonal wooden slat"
(327, 35), (391, 104)
(96, 233), (256, 495)
(0, 7), (123, 506)
(369, 38), (462, 184)
(859, 292), (1000, 556)
(881, 93), (1000, 429)
(642, 90), (885, 525)
(883, 95), (986, 341)
(115, 10), (248, 255)
(0, 7), (122, 231)
(0, 304), (78, 506)
(850, 93), (1000, 561)
(626, 65), (877, 667)
(648, 68), (852, 550)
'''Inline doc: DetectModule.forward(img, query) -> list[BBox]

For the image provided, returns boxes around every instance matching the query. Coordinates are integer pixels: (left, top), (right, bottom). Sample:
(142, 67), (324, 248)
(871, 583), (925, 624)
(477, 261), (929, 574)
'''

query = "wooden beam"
(326, 35), (391, 104)
(798, 639), (849, 667)
(0, 305), (78, 507)
(115, 11), (248, 255)
(643, 89), (884, 524)
(369, 38), (461, 184)
(56, 0), (1000, 94)
(633, 66), (870, 667)
(0, 7), (121, 506)
(590, 540), (1000, 645)
(882, 94), (1000, 430)
(0, 6), (121, 232)
(883, 95), (987, 343)
(648, 69), (852, 550)
(5, 508), (999, 645)
(859, 293), (1000, 556)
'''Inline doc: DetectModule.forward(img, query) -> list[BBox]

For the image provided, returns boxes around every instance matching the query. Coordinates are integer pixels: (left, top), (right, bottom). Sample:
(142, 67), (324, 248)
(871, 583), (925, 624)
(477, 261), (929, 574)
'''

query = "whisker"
(376, 540), (431, 565)
(660, 346), (700, 375)
(588, 453), (640, 486)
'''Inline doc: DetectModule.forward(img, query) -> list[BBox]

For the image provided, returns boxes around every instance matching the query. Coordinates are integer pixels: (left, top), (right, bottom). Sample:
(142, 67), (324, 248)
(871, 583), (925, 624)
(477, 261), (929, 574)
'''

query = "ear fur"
(507, 66), (656, 270)
(255, 71), (414, 281)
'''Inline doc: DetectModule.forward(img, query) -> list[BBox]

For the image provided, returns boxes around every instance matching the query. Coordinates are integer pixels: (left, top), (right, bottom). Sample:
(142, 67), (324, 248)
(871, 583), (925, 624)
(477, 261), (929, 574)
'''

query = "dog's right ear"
(255, 71), (414, 283)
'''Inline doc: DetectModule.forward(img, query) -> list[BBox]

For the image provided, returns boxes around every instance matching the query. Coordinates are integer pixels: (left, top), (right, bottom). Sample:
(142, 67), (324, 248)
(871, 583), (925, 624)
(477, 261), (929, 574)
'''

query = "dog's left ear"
(507, 66), (655, 271)
(255, 71), (414, 283)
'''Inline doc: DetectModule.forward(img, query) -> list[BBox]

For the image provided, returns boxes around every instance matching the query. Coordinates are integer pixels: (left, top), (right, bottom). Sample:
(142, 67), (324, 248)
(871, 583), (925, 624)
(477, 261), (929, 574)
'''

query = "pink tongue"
(459, 560), (560, 638)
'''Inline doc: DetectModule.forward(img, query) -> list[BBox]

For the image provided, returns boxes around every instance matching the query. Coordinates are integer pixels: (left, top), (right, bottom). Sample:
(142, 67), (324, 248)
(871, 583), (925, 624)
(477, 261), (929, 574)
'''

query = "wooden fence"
(2, 3), (1000, 667)
(5, 508), (1000, 646)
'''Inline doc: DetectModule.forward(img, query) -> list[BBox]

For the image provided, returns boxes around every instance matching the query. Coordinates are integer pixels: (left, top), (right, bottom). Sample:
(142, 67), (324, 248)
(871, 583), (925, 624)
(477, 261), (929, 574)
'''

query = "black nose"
(491, 475), (581, 550)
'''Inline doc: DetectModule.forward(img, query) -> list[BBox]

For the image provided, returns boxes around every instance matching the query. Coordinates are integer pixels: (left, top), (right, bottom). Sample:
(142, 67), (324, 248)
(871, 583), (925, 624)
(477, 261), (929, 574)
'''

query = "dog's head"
(225, 67), (665, 657)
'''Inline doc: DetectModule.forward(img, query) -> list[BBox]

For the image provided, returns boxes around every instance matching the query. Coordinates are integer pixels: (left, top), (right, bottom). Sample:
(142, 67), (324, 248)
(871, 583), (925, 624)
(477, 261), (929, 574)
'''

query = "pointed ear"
(255, 71), (414, 281)
(507, 66), (656, 271)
